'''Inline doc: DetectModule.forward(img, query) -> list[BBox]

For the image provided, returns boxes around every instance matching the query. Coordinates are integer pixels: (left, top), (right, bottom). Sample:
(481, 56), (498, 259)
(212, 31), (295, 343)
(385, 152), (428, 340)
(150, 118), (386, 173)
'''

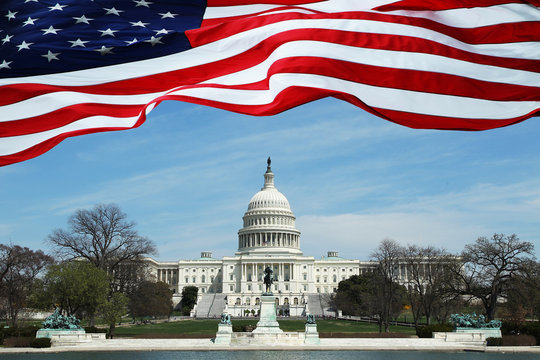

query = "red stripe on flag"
(371, 106), (540, 131)
(0, 104), (143, 137)
(195, 11), (540, 47)
(375, 0), (539, 11)
(201, 5), (324, 28)
(207, 0), (322, 5)
(154, 85), (537, 131)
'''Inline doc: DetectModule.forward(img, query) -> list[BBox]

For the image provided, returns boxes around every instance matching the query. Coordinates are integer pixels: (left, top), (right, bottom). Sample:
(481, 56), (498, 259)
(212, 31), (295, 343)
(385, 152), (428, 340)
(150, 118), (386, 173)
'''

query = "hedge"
(416, 323), (453, 338)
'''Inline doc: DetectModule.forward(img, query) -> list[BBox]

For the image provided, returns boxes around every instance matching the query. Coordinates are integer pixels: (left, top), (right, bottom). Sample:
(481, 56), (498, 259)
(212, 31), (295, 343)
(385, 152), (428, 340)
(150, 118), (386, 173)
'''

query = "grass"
(113, 319), (416, 337)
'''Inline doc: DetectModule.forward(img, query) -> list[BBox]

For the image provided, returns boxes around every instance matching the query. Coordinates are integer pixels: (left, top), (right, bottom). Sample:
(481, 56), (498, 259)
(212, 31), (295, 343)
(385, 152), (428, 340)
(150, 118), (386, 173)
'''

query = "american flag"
(0, 0), (539, 166)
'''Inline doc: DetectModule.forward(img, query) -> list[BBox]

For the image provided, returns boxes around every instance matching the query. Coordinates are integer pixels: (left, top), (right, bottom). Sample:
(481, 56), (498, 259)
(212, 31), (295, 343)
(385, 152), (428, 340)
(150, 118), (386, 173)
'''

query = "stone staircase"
(195, 293), (227, 318)
(306, 294), (336, 317)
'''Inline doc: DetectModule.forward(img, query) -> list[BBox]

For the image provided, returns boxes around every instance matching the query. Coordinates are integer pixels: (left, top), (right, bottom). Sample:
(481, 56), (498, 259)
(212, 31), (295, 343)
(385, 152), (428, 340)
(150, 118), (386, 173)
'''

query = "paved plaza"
(1, 337), (539, 353)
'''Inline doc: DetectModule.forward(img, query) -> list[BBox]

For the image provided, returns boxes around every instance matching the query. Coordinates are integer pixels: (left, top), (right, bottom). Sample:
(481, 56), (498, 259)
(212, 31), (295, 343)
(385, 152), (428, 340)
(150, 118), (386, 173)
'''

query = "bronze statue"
(220, 313), (232, 325)
(263, 266), (273, 294)
(42, 307), (81, 330)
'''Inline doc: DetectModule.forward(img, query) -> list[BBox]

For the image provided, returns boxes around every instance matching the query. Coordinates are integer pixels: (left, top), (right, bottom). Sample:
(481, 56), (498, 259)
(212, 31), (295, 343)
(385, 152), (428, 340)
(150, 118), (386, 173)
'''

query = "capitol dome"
(237, 158), (302, 255)
(247, 171), (291, 211)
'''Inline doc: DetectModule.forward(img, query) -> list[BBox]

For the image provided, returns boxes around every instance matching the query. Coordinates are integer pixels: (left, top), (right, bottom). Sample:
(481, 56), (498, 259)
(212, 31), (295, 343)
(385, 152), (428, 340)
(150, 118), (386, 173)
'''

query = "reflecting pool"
(1, 351), (538, 360)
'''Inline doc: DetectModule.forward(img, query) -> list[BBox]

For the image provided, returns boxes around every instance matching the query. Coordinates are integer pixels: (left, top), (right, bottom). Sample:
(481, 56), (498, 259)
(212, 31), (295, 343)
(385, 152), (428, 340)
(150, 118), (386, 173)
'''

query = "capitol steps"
(208, 294), (227, 318)
(306, 294), (336, 317)
(194, 294), (215, 318)
(195, 293), (227, 318)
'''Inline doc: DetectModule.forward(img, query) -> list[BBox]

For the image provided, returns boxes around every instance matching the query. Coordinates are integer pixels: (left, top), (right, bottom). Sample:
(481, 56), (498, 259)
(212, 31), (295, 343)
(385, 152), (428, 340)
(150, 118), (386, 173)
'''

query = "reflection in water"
(1, 352), (538, 360)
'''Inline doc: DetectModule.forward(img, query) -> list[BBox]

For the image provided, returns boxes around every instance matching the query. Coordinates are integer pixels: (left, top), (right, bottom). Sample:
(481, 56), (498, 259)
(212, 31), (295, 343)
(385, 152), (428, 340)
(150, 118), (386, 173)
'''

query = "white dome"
(236, 158), (302, 256)
(248, 188), (291, 211)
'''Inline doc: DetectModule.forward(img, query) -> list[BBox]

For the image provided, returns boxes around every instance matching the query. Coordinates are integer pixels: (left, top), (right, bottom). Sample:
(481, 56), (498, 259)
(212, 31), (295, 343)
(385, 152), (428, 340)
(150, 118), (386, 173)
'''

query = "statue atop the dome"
(267, 157), (271, 171)
(263, 266), (273, 294)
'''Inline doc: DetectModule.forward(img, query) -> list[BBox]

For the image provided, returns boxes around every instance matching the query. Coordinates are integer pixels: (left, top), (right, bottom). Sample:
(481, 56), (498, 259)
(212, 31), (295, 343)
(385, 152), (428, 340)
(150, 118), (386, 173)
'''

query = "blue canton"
(0, 0), (206, 78)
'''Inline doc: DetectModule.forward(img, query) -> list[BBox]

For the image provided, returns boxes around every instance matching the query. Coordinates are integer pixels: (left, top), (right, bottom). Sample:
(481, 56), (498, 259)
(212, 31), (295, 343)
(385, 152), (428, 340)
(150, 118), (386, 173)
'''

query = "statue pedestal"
(214, 323), (233, 345)
(36, 329), (106, 346)
(252, 295), (282, 334)
(456, 328), (502, 338)
(304, 323), (320, 344)
(36, 329), (86, 339)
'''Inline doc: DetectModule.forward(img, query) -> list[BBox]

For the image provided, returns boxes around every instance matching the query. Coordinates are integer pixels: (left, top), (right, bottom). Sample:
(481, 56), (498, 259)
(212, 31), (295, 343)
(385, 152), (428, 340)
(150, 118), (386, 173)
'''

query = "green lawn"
(113, 319), (416, 337)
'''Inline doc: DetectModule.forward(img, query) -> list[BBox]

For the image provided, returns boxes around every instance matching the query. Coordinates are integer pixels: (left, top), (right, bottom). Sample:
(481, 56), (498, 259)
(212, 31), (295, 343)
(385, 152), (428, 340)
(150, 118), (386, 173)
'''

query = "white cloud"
(298, 212), (486, 260)
(297, 178), (540, 260)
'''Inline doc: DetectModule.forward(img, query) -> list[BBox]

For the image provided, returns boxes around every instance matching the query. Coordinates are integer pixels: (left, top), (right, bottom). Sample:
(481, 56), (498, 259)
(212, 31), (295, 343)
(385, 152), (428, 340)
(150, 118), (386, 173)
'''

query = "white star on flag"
(41, 26), (62, 35)
(95, 45), (114, 55)
(22, 17), (38, 26)
(42, 50), (60, 62)
(134, 0), (153, 8)
(5, 10), (17, 20)
(103, 7), (123, 16)
(49, 3), (68, 11)
(130, 21), (149, 28)
(16, 40), (33, 51)
(73, 15), (93, 24)
(68, 38), (89, 47)
(159, 12), (177, 19)
(144, 36), (163, 46)
(0, 60), (12, 69)
(98, 28), (118, 37)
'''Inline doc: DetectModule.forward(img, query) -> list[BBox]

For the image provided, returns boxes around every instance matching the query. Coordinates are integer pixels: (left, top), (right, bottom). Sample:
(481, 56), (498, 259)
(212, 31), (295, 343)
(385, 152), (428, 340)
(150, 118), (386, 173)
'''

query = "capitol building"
(146, 159), (377, 317)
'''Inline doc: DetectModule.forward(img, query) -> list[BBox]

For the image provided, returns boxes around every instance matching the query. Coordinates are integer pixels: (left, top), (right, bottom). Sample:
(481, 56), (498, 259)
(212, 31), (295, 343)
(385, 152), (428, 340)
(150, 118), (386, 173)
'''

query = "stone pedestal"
(36, 329), (107, 346)
(456, 328), (502, 338)
(252, 295), (283, 333)
(214, 323), (233, 345)
(36, 328), (86, 339)
(304, 323), (320, 345)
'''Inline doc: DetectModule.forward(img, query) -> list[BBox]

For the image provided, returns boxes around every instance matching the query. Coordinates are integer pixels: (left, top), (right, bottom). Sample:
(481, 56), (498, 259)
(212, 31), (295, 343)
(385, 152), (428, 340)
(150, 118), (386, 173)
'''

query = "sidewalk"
(1, 337), (540, 353)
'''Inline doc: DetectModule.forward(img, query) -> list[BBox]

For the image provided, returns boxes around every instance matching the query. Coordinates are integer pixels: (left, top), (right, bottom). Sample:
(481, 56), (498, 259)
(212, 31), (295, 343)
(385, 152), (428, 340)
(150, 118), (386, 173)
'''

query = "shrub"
(1, 326), (41, 344)
(181, 306), (191, 316)
(501, 321), (523, 336)
(85, 326), (107, 333)
(232, 324), (247, 332)
(0, 327), (15, 344)
(30, 337), (51, 348)
(3, 336), (33, 347)
(523, 322), (540, 344)
(14, 326), (41, 337)
(4, 336), (51, 348)
(502, 335), (537, 346)
(416, 323), (453, 338)
(502, 321), (540, 344)
(486, 337), (503, 346)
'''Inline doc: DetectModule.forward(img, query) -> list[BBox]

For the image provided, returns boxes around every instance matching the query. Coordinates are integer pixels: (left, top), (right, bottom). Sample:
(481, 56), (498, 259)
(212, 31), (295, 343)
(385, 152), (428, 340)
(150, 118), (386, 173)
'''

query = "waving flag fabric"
(0, 0), (539, 166)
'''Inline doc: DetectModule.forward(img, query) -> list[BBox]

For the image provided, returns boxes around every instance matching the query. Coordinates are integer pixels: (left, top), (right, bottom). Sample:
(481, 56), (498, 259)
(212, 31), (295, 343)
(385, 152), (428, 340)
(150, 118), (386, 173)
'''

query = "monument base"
(455, 328), (502, 338)
(36, 329), (86, 339)
(433, 328), (501, 344)
(304, 323), (320, 345)
(214, 323), (233, 345)
(252, 295), (283, 334)
(36, 329), (106, 346)
(232, 332), (302, 345)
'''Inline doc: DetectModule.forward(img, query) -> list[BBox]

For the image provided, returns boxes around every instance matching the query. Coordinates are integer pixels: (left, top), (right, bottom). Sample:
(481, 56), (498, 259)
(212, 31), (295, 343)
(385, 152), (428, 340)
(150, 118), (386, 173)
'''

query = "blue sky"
(0, 98), (539, 261)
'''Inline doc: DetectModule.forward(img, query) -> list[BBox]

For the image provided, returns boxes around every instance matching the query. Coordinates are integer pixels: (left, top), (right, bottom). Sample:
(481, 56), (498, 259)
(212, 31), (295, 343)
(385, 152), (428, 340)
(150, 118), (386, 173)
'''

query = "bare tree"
(400, 245), (459, 327)
(504, 260), (540, 321)
(451, 234), (535, 321)
(48, 203), (157, 291)
(0, 244), (53, 326)
(371, 238), (404, 332)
